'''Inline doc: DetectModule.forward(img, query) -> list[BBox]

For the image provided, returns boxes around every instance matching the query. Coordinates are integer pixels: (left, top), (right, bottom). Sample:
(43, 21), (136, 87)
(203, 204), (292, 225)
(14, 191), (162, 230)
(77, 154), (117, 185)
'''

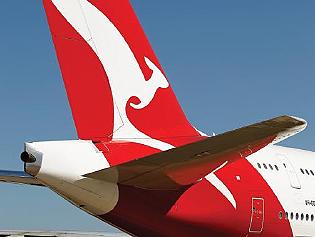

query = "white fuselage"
(24, 140), (315, 237)
(248, 145), (315, 236)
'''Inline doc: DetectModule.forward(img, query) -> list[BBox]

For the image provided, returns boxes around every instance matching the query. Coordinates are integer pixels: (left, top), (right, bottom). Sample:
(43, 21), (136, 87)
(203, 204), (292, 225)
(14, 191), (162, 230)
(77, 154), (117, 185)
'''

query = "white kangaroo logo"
(52, 0), (174, 150)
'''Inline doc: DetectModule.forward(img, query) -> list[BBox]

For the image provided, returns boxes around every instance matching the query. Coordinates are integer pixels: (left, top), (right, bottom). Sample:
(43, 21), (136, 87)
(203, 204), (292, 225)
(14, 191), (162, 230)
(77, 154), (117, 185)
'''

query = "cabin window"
(311, 214), (314, 221)
(279, 211), (283, 219)
(306, 214), (309, 221)
(257, 163), (261, 169)
(301, 213), (304, 220)
(310, 170), (314, 176)
(285, 212), (288, 219)
(275, 165), (279, 171)
(263, 163), (267, 169)
(291, 212), (294, 220)
(269, 164), (274, 170)
(300, 168), (305, 174)
(305, 170), (310, 175)
(296, 213), (299, 220)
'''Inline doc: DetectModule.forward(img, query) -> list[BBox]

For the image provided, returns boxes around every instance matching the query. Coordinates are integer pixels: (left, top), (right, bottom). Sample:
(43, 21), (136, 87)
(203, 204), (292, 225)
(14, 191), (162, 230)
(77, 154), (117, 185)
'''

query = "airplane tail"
(43, 0), (202, 149)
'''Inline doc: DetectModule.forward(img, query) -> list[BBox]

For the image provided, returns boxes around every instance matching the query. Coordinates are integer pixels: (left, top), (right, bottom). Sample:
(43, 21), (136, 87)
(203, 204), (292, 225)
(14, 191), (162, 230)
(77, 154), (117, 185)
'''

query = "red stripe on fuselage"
(99, 158), (292, 237)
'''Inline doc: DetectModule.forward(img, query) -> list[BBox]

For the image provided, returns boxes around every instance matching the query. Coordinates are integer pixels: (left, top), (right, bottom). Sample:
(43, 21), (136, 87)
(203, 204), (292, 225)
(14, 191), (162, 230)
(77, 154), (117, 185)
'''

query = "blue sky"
(0, 0), (314, 233)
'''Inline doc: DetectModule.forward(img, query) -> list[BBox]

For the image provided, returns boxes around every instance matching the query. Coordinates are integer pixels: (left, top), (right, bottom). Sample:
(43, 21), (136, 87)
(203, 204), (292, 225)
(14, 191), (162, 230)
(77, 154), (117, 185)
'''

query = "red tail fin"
(43, 0), (201, 149)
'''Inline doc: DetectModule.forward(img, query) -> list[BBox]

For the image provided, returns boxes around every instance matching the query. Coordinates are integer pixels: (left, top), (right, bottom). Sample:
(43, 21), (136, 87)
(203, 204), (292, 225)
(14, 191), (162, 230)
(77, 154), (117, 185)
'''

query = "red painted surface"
(95, 141), (160, 166)
(100, 159), (293, 237)
(43, 0), (200, 143)
(43, 1), (114, 141)
(249, 198), (264, 233)
(93, 136), (293, 237)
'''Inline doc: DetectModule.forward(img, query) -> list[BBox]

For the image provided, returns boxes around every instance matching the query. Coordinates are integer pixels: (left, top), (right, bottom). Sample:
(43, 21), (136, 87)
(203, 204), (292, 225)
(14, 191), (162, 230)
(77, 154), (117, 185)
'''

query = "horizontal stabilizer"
(85, 115), (306, 190)
(0, 170), (44, 186)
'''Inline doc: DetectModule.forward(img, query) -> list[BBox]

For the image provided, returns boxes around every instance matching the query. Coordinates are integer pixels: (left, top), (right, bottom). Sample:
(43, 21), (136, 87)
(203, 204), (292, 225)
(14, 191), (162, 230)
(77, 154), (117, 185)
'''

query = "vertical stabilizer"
(43, 0), (201, 149)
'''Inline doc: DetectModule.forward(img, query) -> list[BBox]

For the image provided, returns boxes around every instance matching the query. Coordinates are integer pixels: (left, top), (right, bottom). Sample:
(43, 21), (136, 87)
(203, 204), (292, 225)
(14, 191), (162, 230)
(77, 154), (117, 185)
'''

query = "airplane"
(0, 0), (314, 237)
(0, 231), (128, 237)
